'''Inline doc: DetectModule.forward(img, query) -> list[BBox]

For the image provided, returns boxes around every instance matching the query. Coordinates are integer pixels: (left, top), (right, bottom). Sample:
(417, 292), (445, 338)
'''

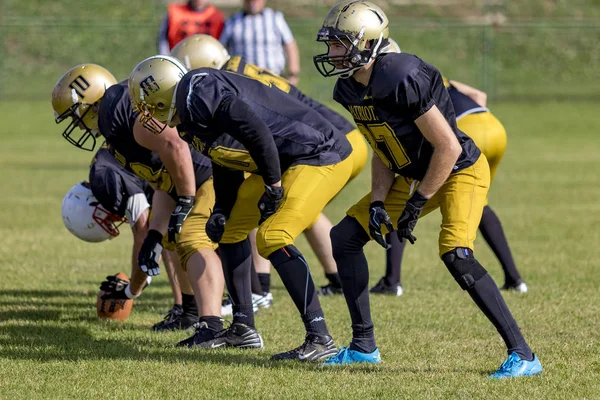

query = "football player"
(170, 33), (369, 296)
(53, 71), (194, 329)
(128, 54), (356, 361)
(370, 39), (527, 296)
(313, 1), (541, 377)
(52, 64), (263, 349)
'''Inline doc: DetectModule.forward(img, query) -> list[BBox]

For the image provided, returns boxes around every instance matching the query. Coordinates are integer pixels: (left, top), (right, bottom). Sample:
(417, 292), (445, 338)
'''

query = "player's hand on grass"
(206, 210), (226, 243)
(138, 229), (163, 276)
(258, 184), (284, 224)
(396, 191), (428, 244)
(100, 275), (130, 300)
(369, 201), (394, 249)
(168, 195), (194, 243)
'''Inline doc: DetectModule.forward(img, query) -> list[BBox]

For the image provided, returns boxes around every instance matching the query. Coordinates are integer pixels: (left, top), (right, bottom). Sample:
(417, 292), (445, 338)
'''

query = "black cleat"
(222, 322), (264, 349)
(316, 284), (343, 296)
(176, 322), (224, 348)
(151, 305), (198, 331)
(369, 277), (403, 296)
(271, 334), (337, 361)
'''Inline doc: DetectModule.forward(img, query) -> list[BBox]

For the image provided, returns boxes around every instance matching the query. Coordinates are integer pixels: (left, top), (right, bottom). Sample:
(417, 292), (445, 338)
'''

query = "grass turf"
(0, 100), (598, 398)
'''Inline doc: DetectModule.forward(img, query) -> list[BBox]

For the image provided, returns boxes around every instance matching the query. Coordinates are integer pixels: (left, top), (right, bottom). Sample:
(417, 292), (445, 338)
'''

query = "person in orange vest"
(158, 0), (225, 55)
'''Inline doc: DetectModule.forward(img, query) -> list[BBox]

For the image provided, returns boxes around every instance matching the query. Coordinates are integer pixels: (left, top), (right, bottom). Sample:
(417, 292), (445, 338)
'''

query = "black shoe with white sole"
(176, 322), (223, 348)
(271, 334), (337, 361)
(222, 322), (264, 349)
(152, 305), (198, 332)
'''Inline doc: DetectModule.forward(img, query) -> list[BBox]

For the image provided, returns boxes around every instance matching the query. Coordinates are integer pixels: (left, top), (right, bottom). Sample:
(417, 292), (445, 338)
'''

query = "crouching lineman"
(170, 33), (369, 296)
(53, 74), (192, 328)
(52, 63), (262, 349)
(313, 1), (541, 378)
(128, 55), (356, 361)
(371, 39), (528, 296)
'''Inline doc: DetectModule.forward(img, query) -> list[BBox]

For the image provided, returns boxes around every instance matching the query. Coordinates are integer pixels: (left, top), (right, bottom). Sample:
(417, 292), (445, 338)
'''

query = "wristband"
(124, 284), (140, 299)
(370, 201), (385, 209)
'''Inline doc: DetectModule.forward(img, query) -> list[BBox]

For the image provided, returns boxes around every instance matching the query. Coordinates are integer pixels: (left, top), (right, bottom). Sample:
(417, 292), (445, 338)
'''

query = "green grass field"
(0, 99), (599, 398)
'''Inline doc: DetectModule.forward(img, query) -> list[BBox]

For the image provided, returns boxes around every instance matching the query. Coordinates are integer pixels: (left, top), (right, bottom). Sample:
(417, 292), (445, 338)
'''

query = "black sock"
(384, 232), (405, 286)
(199, 315), (223, 332)
(466, 269), (533, 360)
(250, 263), (264, 295)
(331, 216), (376, 353)
(325, 272), (342, 288)
(479, 206), (522, 286)
(181, 293), (198, 317)
(257, 273), (271, 293)
(219, 240), (255, 328)
(269, 245), (329, 336)
(231, 304), (255, 327)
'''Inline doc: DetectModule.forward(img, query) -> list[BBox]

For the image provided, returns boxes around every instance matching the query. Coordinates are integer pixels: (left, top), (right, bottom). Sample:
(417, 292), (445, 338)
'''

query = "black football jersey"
(442, 78), (489, 119)
(98, 81), (212, 197)
(333, 52), (480, 180)
(222, 56), (356, 135)
(89, 147), (153, 218)
(174, 68), (352, 179)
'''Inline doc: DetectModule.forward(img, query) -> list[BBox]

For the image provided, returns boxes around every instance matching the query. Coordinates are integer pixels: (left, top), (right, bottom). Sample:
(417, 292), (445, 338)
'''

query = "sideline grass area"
(0, 100), (599, 398)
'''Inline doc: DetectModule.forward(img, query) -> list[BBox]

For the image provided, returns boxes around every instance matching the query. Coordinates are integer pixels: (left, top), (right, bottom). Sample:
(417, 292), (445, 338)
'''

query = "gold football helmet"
(385, 38), (401, 53)
(51, 64), (117, 151)
(171, 34), (231, 70)
(128, 55), (188, 134)
(314, 0), (389, 78)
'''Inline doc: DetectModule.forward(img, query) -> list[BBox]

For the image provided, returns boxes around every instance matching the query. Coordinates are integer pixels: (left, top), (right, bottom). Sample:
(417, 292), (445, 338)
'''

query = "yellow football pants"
(176, 178), (218, 269)
(348, 155), (490, 256)
(221, 156), (354, 258)
(457, 111), (507, 182)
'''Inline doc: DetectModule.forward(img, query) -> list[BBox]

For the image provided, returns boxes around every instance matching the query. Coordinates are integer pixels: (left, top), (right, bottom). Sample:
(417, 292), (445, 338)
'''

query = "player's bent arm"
(133, 121), (196, 197)
(129, 207), (150, 295)
(284, 40), (300, 85)
(414, 105), (462, 198)
(212, 163), (245, 216)
(449, 80), (487, 108)
(148, 189), (176, 235)
(371, 155), (396, 203)
(217, 96), (282, 187)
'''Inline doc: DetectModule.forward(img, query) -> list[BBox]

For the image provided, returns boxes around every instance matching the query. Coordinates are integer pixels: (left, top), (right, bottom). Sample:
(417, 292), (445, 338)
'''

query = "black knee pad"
(441, 248), (488, 290)
(330, 216), (370, 258)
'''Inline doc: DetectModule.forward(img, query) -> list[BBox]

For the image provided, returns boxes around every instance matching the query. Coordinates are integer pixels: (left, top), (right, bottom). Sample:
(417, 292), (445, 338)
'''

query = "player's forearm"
(449, 80), (487, 107)
(129, 212), (150, 295)
(148, 190), (176, 234)
(284, 41), (300, 84)
(417, 145), (461, 198)
(371, 155), (395, 203)
(159, 141), (196, 197)
(212, 163), (245, 216)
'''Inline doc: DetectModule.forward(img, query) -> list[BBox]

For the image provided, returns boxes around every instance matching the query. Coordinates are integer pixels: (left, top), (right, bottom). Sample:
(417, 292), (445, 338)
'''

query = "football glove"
(168, 195), (194, 243)
(138, 229), (164, 276)
(206, 210), (227, 243)
(369, 201), (394, 249)
(396, 191), (428, 244)
(258, 185), (284, 225)
(100, 275), (130, 300)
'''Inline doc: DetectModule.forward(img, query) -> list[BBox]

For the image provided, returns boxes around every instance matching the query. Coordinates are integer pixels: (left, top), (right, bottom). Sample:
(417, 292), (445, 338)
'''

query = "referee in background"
(219, 0), (300, 85)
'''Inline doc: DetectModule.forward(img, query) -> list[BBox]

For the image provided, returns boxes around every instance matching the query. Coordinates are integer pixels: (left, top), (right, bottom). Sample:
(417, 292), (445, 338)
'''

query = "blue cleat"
(489, 352), (542, 378)
(322, 346), (382, 366)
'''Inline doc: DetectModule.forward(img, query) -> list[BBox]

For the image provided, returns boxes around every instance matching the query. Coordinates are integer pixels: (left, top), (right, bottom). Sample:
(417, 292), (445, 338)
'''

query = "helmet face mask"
(314, 1), (389, 78)
(128, 56), (188, 135)
(52, 64), (117, 151)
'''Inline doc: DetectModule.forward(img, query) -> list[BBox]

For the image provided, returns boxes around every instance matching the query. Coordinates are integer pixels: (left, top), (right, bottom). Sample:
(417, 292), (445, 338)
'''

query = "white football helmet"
(61, 182), (123, 242)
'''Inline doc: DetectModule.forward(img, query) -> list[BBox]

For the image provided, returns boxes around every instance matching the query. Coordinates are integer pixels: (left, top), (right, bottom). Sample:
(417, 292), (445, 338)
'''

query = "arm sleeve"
(184, 74), (281, 184)
(211, 163), (245, 218)
(157, 14), (170, 55)
(274, 12), (295, 45)
(216, 95), (281, 185)
(393, 65), (436, 121)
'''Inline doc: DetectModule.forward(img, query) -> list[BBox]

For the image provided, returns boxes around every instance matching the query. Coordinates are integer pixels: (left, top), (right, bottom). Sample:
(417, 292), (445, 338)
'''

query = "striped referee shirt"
(219, 8), (294, 75)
